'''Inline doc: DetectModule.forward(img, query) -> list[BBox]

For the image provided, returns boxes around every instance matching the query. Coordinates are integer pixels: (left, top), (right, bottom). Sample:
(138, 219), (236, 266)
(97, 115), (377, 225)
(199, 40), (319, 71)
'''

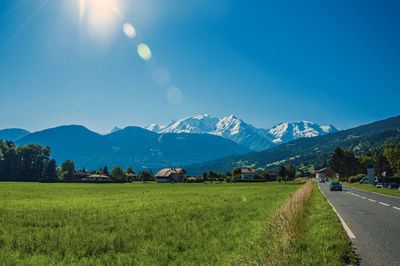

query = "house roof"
(126, 173), (137, 177)
(316, 168), (335, 173)
(88, 174), (110, 178)
(241, 168), (255, 174)
(155, 168), (186, 177)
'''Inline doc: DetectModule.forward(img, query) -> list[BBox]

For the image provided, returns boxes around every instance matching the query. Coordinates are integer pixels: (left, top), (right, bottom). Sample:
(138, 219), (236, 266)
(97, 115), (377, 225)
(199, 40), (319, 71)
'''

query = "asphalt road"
(318, 182), (400, 266)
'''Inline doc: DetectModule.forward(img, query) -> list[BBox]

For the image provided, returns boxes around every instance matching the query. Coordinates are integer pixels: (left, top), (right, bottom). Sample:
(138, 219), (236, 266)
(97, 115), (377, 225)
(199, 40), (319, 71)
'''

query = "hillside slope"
(16, 125), (249, 171)
(0, 128), (30, 142)
(185, 115), (400, 175)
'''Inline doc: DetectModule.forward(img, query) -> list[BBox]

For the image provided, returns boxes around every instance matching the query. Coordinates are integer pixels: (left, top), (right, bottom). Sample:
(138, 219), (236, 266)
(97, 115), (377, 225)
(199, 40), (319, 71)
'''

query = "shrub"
(348, 174), (365, 183)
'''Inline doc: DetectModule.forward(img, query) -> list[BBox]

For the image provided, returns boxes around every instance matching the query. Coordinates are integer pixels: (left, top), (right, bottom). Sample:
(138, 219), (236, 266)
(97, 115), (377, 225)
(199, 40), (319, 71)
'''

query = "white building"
(241, 168), (255, 180)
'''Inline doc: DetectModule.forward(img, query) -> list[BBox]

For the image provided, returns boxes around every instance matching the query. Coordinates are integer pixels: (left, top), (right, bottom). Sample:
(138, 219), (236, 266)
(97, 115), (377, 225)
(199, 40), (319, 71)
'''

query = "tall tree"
(278, 166), (287, 178)
(126, 166), (135, 174)
(278, 166), (287, 183)
(383, 146), (400, 174)
(286, 164), (296, 180)
(111, 166), (125, 181)
(61, 160), (75, 179)
(202, 171), (207, 181)
(208, 170), (218, 183)
(375, 152), (392, 177)
(139, 171), (154, 181)
(43, 159), (58, 179)
(103, 165), (109, 176)
(359, 154), (375, 174)
(232, 167), (241, 176)
(331, 147), (345, 180)
(343, 149), (360, 178)
(17, 144), (50, 179)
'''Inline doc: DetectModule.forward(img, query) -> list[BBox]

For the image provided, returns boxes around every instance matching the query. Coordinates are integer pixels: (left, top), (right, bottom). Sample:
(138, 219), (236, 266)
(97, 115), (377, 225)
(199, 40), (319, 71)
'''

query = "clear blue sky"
(1, 0), (399, 133)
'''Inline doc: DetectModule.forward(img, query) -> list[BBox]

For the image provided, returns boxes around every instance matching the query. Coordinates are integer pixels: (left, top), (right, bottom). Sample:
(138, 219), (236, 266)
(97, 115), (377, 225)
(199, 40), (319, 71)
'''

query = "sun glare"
(79, 0), (120, 28)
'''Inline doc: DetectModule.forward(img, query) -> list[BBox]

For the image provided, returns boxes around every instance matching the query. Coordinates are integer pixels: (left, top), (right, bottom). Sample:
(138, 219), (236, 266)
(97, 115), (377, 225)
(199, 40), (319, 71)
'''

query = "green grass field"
(345, 182), (400, 197)
(0, 182), (303, 265)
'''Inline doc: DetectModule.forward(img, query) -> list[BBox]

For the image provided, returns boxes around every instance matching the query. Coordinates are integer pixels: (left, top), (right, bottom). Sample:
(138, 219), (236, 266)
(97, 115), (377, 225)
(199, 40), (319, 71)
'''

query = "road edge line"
(317, 184), (357, 239)
(345, 185), (400, 199)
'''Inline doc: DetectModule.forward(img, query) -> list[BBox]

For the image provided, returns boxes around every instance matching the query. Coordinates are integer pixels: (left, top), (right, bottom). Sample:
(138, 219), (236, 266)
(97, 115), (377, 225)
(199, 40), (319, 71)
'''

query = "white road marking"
(318, 185), (356, 239)
(368, 199), (377, 202)
(361, 196), (367, 199)
(345, 185), (400, 199)
(392, 206), (400, 211)
(355, 194), (361, 197)
(379, 202), (390, 207)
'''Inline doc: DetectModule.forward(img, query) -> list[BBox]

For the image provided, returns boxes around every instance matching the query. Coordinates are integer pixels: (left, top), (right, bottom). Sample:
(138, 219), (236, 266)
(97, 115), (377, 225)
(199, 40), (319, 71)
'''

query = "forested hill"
(15, 125), (250, 170)
(185, 115), (400, 175)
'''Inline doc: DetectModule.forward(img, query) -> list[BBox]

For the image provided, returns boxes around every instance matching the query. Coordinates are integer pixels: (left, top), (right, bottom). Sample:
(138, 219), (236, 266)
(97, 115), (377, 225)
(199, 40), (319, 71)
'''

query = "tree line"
(0, 140), (57, 180)
(330, 146), (400, 182)
(0, 140), (156, 182)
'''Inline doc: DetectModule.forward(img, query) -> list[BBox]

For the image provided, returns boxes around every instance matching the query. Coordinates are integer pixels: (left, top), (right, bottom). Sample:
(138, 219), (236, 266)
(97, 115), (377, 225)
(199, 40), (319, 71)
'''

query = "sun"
(79, 0), (120, 25)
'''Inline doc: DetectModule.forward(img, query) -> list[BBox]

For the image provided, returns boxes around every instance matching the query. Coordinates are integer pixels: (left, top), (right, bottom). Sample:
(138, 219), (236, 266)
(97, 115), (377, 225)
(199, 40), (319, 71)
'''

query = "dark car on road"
(330, 182), (342, 191)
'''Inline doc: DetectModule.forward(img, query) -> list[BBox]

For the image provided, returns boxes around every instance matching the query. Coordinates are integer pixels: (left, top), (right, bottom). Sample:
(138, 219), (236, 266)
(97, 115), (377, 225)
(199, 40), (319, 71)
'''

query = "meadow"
(0, 182), (302, 265)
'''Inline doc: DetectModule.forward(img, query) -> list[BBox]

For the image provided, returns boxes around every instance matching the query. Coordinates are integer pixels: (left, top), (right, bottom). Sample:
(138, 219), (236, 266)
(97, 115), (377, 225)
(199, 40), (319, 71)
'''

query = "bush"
(348, 174), (365, 183)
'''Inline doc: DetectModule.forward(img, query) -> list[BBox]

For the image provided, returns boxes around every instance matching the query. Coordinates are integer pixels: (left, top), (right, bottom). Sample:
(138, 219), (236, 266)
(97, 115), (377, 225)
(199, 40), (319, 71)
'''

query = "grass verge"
(242, 180), (313, 264)
(345, 182), (400, 197)
(289, 182), (357, 265)
(243, 181), (356, 265)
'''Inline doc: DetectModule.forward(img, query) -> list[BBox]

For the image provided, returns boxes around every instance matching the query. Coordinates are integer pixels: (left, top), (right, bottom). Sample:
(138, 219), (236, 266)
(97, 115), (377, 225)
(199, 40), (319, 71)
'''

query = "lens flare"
(123, 23), (136, 38)
(152, 67), (170, 86)
(167, 87), (183, 105)
(137, 43), (152, 60)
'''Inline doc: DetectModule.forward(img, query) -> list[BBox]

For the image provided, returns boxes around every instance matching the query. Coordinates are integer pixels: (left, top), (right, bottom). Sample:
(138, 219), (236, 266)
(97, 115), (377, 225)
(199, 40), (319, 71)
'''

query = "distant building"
(241, 168), (255, 180)
(86, 174), (111, 182)
(315, 168), (338, 179)
(125, 173), (137, 181)
(155, 168), (186, 183)
(74, 170), (89, 179)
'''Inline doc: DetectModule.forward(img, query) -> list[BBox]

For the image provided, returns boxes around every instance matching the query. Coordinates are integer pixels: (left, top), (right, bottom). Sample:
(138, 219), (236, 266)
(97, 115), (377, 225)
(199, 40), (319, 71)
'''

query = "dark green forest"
(0, 140), (57, 180)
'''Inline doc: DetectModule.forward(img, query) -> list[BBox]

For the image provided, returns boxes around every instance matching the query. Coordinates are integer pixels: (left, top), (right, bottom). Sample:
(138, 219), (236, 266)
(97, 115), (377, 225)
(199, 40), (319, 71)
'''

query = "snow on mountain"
(146, 124), (166, 133)
(144, 114), (338, 151)
(268, 121), (338, 144)
(159, 114), (219, 134)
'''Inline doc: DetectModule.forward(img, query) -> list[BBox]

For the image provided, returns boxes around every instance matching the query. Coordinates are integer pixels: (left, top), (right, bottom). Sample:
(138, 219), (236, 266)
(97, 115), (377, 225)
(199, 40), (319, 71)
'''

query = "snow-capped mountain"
(146, 114), (338, 151)
(268, 121), (338, 144)
(146, 114), (274, 151)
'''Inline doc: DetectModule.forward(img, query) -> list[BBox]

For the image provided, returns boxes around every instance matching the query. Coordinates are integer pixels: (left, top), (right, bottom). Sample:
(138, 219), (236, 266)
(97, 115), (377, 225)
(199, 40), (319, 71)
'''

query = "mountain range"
(1, 115), (398, 174)
(13, 125), (249, 170)
(146, 114), (338, 150)
(185, 115), (400, 175)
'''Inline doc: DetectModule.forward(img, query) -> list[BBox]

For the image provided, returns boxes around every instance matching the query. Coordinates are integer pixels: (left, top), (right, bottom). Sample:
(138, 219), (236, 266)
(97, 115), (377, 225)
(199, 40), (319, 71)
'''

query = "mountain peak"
(143, 115), (338, 151)
(0, 128), (30, 142)
(110, 126), (122, 133)
(192, 114), (209, 119)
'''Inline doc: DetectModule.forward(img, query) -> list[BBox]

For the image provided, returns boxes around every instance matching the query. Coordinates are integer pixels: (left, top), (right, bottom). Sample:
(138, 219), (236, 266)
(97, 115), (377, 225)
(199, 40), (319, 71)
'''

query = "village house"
(241, 168), (255, 180)
(155, 168), (186, 183)
(125, 173), (137, 182)
(315, 168), (338, 179)
(85, 174), (111, 182)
